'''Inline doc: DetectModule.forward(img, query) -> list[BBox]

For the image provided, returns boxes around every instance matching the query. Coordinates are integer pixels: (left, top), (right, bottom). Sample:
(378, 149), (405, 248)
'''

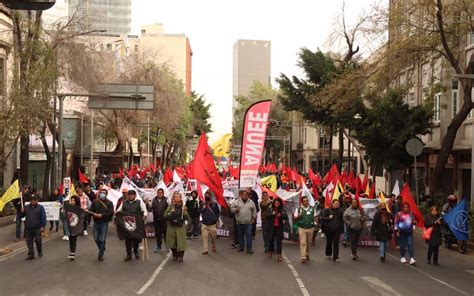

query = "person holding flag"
(442, 197), (470, 254)
(371, 202), (393, 263)
(293, 196), (317, 263)
(164, 192), (190, 262)
(88, 189), (114, 262)
(116, 190), (148, 261)
(424, 206), (443, 265)
(394, 203), (418, 265)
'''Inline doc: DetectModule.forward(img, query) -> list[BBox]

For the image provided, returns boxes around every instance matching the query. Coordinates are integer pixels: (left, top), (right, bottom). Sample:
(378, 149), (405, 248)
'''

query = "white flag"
(392, 180), (401, 196)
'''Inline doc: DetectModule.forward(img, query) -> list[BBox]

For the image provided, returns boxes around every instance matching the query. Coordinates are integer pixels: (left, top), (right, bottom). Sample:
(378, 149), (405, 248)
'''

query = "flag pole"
(20, 192), (24, 210)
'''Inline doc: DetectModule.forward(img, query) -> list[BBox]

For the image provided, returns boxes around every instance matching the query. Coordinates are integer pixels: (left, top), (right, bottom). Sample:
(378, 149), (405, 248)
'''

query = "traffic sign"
(88, 84), (154, 110)
(406, 138), (423, 157)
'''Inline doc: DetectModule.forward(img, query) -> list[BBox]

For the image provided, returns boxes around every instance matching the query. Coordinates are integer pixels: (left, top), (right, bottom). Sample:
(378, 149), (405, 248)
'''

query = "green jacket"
(164, 204), (190, 251)
(295, 206), (315, 229)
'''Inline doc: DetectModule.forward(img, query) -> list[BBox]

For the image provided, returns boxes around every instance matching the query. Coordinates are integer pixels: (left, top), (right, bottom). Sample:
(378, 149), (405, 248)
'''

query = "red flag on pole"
(193, 132), (226, 207)
(323, 164), (340, 184)
(78, 169), (89, 184)
(163, 168), (173, 186)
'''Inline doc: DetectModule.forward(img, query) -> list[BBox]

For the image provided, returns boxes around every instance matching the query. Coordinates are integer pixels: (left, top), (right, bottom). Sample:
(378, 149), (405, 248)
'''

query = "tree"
(353, 89), (433, 172)
(376, 0), (474, 194)
(189, 91), (212, 136)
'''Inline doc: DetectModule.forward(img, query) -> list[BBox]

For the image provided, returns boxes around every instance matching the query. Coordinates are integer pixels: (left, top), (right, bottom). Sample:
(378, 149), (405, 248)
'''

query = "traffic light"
(3, 0), (56, 10)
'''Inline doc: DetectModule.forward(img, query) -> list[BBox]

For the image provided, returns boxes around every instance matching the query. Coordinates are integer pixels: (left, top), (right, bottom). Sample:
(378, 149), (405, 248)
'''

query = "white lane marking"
(386, 253), (468, 296)
(466, 270), (474, 275)
(0, 232), (61, 262)
(136, 252), (172, 295)
(361, 277), (402, 296)
(282, 253), (310, 296)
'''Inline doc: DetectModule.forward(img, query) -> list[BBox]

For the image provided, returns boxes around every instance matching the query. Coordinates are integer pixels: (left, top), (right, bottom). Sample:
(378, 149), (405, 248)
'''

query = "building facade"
(232, 39), (271, 114)
(68, 0), (132, 35)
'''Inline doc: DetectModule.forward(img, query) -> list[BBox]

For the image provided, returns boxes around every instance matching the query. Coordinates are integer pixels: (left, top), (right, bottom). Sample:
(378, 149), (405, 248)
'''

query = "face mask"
(205, 197), (211, 202)
(99, 193), (106, 200)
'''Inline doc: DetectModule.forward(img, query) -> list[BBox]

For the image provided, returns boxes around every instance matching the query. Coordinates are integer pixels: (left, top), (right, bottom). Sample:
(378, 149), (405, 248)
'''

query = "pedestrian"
(164, 192), (190, 262)
(147, 188), (168, 253)
(268, 197), (287, 262)
(88, 188), (114, 261)
(45, 188), (60, 232)
(12, 186), (29, 242)
(293, 196), (316, 263)
(186, 190), (201, 239)
(58, 191), (70, 241)
(394, 202), (418, 265)
(392, 195), (403, 249)
(260, 191), (273, 252)
(116, 190), (148, 261)
(115, 188), (128, 211)
(228, 198), (239, 248)
(371, 202), (393, 263)
(21, 194), (46, 260)
(341, 192), (352, 247)
(248, 189), (260, 239)
(424, 206), (442, 266)
(77, 187), (91, 236)
(199, 192), (220, 255)
(231, 190), (257, 254)
(343, 198), (366, 261)
(322, 199), (344, 262)
(66, 195), (82, 261)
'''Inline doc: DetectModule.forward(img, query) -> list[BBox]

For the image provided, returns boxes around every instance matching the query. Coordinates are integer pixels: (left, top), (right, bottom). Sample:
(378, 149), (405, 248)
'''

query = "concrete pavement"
(0, 222), (473, 296)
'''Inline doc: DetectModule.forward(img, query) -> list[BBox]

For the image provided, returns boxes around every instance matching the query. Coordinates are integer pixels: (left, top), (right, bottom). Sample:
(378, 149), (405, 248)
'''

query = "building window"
(304, 127), (307, 144)
(469, 31), (474, 46)
(433, 93), (441, 122)
(408, 92), (415, 107)
(0, 57), (5, 97)
(452, 80), (458, 119)
(106, 43), (112, 50)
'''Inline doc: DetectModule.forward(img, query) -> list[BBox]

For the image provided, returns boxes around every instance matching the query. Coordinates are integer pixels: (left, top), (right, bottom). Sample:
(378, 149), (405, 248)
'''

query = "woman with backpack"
(164, 192), (190, 262)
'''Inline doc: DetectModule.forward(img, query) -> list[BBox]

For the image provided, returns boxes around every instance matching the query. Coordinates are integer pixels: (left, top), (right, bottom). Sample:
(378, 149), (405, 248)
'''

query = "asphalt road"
(0, 222), (473, 296)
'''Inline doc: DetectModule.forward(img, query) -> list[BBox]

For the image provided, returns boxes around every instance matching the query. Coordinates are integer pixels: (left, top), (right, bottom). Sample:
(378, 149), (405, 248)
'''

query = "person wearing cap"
(116, 190), (147, 261)
(88, 188), (114, 261)
(21, 194), (46, 260)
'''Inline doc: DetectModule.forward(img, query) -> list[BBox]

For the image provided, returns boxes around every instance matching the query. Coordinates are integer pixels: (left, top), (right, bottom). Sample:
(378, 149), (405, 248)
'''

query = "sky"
(131, 0), (378, 143)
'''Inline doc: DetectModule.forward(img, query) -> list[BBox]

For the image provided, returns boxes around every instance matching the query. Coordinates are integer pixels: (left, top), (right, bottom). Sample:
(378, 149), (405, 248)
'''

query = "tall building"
(68, 0), (132, 35)
(232, 39), (271, 114)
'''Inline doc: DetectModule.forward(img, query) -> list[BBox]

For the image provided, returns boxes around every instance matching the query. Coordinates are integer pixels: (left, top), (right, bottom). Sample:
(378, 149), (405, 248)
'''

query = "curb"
(0, 215), (14, 227)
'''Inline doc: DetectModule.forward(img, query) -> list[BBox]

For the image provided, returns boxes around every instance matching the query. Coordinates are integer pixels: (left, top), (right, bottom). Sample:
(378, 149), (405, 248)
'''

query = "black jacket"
(199, 202), (220, 225)
(424, 214), (443, 247)
(148, 197), (168, 221)
(371, 210), (393, 242)
(321, 208), (344, 234)
(89, 199), (114, 223)
(268, 208), (288, 233)
(22, 204), (46, 229)
(186, 197), (201, 218)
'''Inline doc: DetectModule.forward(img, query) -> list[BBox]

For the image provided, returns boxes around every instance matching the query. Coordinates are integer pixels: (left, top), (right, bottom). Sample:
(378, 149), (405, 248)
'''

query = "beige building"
(232, 39), (271, 114)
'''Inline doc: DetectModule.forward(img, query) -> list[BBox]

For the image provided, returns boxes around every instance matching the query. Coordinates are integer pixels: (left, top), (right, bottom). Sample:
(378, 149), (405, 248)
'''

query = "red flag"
(163, 168), (173, 186)
(228, 165), (240, 179)
(175, 167), (186, 179)
(260, 184), (278, 199)
(78, 169), (89, 184)
(323, 164), (340, 184)
(119, 167), (124, 179)
(127, 166), (136, 178)
(139, 169), (147, 179)
(348, 170), (354, 188)
(192, 133), (226, 208)
(399, 184), (424, 228)
(340, 170), (348, 186)
(196, 181), (204, 201)
(362, 174), (368, 192)
(369, 178), (376, 199)
(59, 183), (64, 195)
(354, 177), (362, 209)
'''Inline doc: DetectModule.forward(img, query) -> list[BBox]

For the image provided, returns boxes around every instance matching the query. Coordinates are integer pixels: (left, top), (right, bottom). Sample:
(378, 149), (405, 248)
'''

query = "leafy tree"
(352, 89), (433, 172)
(189, 91), (212, 136)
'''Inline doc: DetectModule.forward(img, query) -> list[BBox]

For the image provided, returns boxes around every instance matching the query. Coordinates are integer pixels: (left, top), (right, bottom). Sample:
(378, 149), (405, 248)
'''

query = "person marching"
(88, 188), (114, 261)
(231, 190), (257, 254)
(186, 190), (201, 239)
(77, 187), (91, 236)
(199, 192), (220, 255)
(394, 202), (418, 265)
(424, 206), (443, 265)
(321, 199), (344, 262)
(268, 197), (287, 262)
(260, 191), (273, 253)
(371, 202), (393, 263)
(65, 195), (83, 261)
(116, 190), (148, 261)
(164, 192), (190, 262)
(293, 196), (316, 263)
(148, 188), (168, 253)
(21, 194), (46, 260)
(343, 198), (366, 261)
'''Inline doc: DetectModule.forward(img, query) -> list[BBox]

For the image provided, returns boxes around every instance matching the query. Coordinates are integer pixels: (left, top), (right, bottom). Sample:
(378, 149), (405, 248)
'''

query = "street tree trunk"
(328, 126), (334, 165)
(19, 134), (29, 186)
(39, 122), (52, 196)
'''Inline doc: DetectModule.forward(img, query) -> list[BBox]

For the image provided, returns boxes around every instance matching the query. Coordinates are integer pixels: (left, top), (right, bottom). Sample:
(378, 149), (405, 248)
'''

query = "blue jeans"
(379, 241), (388, 257)
(399, 232), (414, 258)
(15, 213), (23, 239)
(61, 217), (70, 236)
(93, 222), (108, 257)
(262, 221), (272, 252)
(237, 224), (253, 252)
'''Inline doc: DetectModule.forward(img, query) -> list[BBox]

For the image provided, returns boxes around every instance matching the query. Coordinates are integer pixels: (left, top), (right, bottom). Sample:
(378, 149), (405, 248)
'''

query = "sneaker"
(194, 235), (199, 239)
(98, 256), (104, 262)
(124, 256), (132, 261)
(380, 257), (385, 263)
(333, 258), (341, 263)
(154, 246), (161, 253)
(400, 257), (407, 264)
(202, 251), (208, 255)
(62, 236), (68, 240)
(14, 238), (20, 242)
(247, 250), (254, 254)
(301, 259), (307, 264)
(83, 230), (88, 236)
(326, 256), (332, 260)
(134, 251), (140, 259)
(321, 233), (326, 238)
(38, 252), (43, 258)
(237, 249), (244, 252)
(68, 253), (75, 260)
(25, 255), (35, 260)
(409, 258), (416, 265)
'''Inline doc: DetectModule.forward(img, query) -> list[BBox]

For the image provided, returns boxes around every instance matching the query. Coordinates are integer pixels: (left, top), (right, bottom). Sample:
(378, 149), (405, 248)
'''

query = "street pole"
(90, 111), (94, 180)
(51, 96), (56, 189)
(414, 154), (419, 205)
(471, 116), (474, 211)
(57, 95), (65, 183)
(147, 115), (150, 166)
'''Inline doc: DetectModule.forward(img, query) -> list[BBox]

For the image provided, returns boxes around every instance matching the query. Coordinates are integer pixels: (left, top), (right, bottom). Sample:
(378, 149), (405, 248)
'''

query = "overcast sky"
(131, 0), (378, 143)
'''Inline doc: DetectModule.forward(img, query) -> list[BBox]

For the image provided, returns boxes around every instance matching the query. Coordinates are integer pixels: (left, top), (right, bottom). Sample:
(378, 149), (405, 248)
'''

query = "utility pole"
(57, 94), (65, 183)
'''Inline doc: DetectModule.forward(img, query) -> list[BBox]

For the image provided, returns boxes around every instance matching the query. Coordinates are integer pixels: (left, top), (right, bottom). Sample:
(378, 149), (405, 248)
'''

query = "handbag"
(422, 227), (433, 240)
